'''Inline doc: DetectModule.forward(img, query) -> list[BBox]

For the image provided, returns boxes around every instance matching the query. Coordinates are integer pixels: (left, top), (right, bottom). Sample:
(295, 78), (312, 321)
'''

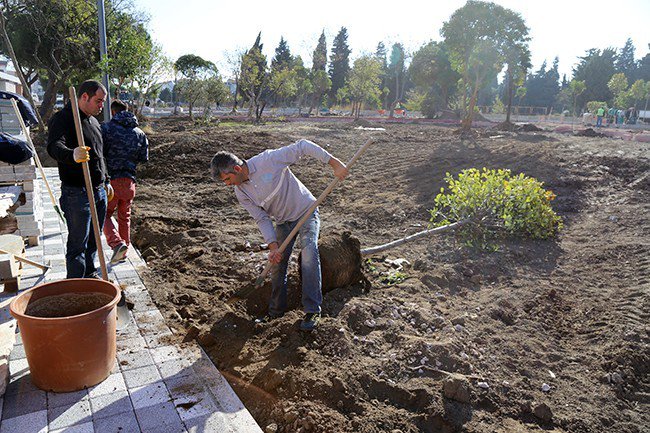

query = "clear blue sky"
(134, 0), (650, 80)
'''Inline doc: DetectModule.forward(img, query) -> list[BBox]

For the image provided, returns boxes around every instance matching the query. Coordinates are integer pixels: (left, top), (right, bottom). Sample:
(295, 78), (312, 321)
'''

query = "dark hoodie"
(101, 110), (149, 181)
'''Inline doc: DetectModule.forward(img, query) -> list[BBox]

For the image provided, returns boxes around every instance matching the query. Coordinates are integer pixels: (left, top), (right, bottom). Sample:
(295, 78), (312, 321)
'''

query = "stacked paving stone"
(0, 158), (43, 244)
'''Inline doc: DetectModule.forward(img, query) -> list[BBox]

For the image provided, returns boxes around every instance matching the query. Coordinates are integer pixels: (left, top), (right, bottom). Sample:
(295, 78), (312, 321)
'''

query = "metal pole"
(97, 0), (111, 122)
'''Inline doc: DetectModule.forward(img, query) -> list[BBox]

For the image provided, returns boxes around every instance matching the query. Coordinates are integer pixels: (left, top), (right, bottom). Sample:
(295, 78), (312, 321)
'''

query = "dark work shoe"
(254, 313), (284, 324)
(300, 313), (321, 331)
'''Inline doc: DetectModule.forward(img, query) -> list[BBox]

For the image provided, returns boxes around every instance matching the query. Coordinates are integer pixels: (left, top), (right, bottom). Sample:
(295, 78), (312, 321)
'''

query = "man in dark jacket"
(47, 80), (111, 278)
(102, 100), (149, 264)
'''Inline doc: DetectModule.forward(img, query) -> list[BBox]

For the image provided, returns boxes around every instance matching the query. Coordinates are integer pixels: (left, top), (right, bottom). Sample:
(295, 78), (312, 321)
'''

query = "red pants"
(103, 177), (136, 249)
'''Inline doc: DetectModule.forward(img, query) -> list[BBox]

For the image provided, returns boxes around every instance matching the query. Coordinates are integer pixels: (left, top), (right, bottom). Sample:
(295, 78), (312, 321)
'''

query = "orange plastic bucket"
(10, 278), (120, 392)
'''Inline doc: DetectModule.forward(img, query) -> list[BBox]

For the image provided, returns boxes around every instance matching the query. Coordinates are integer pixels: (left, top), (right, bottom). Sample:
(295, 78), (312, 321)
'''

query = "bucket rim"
(9, 278), (121, 322)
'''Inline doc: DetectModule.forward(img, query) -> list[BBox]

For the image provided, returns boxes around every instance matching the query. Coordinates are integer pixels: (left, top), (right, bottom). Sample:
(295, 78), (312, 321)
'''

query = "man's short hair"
(210, 151), (243, 179)
(78, 80), (107, 98)
(111, 99), (128, 112)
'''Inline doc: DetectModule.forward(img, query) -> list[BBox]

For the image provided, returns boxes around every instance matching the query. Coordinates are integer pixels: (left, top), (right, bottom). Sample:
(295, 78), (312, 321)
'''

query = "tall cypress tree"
(616, 38), (636, 80)
(328, 27), (351, 103)
(312, 31), (327, 71)
(375, 41), (389, 108)
(271, 37), (292, 70)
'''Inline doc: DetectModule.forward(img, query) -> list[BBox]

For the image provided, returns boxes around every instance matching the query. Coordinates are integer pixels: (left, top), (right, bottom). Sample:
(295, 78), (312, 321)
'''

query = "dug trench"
(130, 118), (649, 433)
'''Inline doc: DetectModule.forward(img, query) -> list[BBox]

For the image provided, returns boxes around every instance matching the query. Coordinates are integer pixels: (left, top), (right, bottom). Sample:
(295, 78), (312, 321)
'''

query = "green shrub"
(430, 168), (563, 241)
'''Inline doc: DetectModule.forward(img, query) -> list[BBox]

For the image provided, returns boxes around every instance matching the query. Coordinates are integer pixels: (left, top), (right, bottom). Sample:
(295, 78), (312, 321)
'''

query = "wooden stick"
(68, 87), (109, 281)
(360, 220), (468, 255)
(0, 248), (49, 271)
(10, 99), (65, 222)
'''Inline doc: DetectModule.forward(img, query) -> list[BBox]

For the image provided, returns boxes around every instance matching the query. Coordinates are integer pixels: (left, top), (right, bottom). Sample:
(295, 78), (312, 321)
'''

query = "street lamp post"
(97, 0), (111, 122)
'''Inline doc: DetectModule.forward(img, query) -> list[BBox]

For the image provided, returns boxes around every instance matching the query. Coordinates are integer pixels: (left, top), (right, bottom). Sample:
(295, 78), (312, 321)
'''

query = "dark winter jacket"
(102, 111), (149, 181)
(47, 102), (109, 188)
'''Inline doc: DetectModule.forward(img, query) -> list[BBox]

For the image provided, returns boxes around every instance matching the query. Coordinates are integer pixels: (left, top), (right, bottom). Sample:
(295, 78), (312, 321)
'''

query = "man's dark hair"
(111, 99), (128, 112)
(78, 80), (106, 98)
(210, 151), (244, 179)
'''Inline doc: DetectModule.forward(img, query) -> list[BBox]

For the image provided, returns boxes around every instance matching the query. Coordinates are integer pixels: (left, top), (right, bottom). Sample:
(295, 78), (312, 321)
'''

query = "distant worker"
(607, 106), (617, 125)
(47, 80), (111, 278)
(596, 106), (605, 127)
(210, 140), (349, 331)
(616, 109), (625, 128)
(102, 100), (149, 264)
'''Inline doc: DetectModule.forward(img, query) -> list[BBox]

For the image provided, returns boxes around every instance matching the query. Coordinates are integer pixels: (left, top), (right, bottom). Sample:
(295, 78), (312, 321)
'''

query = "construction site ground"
(131, 117), (649, 433)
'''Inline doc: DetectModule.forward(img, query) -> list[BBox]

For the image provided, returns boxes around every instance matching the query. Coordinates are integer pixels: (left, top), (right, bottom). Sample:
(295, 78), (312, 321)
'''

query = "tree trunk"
(39, 77), (63, 124)
(462, 75), (480, 131)
(389, 73), (400, 119)
(505, 68), (514, 124)
(0, 8), (45, 129)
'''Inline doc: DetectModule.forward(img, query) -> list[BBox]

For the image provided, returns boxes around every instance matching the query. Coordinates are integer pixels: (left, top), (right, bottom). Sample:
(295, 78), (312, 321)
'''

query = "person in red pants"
(102, 100), (149, 264)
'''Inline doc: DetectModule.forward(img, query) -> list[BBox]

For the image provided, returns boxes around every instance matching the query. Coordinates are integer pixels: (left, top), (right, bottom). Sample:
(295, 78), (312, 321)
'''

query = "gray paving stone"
(50, 421), (94, 433)
(143, 330), (174, 347)
(165, 374), (206, 400)
(192, 357), (221, 383)
(89, 389), (133, 420)
(123, 364), (162, 388)
(157, 357), (194, 379)
(47, 398), (92, 430)
(8, 344), (25, 361)
(88, 372), (126, 398)
(184, 412), (233, 433)
(116, 335), (147, 354)
(173, 388), (219, 422)
(0, 409), (47, 433)
(134, 309), (166, 330)
(117, 347), (154, 371)
(130, 381), (171, 409)
(93, 408), (140, 433)
(150, 345), (183, 364)
(47, 389), (88, 409)
(8, 356), (28, 379)
(1, 389), (47, 419)
(134, 400), (184, 431)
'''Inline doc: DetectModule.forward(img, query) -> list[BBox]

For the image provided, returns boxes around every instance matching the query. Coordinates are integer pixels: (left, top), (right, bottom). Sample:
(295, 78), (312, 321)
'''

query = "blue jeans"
(60, 184), (107, 278)
(596, 116), (603, 127)
(269, 209), (322, 315)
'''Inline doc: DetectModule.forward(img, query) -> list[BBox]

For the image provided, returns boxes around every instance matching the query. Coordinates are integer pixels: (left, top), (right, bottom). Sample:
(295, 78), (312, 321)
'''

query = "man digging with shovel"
(211, 139), (348, 331)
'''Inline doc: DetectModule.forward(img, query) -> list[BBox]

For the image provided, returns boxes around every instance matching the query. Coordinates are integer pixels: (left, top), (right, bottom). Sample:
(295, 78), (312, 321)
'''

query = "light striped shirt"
(235, 139), (332, 244)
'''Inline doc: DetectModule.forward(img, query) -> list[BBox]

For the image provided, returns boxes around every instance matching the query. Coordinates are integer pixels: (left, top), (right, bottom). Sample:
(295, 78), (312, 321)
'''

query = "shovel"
(69, 87), (130, 329)
(228, 138), (374, 303)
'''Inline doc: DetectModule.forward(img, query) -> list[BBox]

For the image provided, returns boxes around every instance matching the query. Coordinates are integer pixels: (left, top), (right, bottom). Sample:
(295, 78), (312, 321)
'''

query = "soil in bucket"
(25, 292), (114, 318)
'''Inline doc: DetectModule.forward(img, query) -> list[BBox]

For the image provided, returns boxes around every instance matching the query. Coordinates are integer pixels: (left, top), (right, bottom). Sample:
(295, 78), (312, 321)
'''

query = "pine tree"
(272, 37), (292, 70)
(312, 31), (327, 71)
(328, 27), (351, 104)
(616, 38), (636, 80)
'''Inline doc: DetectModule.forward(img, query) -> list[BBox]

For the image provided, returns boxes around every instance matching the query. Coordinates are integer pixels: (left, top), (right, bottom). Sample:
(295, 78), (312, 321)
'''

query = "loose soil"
(131, 117), (649, 432)
(25, 292), (114, 318)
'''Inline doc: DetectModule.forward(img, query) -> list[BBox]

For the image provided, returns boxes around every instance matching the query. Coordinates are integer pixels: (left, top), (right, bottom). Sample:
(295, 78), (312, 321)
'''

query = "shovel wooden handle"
(254, 138), (374, 287)
(69, 86), (109, 281)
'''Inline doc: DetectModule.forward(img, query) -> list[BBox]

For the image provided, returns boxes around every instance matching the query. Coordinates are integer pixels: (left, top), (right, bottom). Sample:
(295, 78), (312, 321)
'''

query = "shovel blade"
(115, 292), (131, 330)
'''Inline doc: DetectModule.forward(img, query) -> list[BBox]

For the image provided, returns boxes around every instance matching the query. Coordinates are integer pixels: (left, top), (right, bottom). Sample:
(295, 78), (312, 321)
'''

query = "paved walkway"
(0, 168), (262, 433)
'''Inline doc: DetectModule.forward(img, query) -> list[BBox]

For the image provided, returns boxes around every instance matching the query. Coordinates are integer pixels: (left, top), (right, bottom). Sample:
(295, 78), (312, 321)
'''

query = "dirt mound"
(575, 128), (605, 137)
(302, 231), (366, 292)
(130, 117), (650, 432)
